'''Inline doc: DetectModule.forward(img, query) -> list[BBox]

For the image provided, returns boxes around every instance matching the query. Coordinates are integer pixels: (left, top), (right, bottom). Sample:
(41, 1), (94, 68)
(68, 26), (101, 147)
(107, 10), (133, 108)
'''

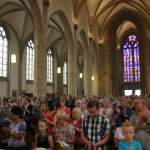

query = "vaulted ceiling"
(73, 0), (150, 25)
(73, 0), (150, 43)
(0, 0), (150, 47)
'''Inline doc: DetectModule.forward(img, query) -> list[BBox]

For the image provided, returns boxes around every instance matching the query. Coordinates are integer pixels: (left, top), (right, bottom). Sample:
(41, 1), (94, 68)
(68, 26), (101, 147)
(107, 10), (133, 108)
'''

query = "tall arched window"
(0, 26), (8, 77)
(47, 49), (53, 83)
(26, 40), (34, 81)
(63, 61), (67, 85)
(122, 33), (141, 96)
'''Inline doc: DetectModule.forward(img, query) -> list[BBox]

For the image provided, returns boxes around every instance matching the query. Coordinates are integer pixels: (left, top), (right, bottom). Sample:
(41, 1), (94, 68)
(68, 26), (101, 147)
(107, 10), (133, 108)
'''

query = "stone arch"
(48, 10), (75, 95)
(0, 0), (34, 65)
(27, 0), (41, 29)
(22, 32), (34, 50)
(117, 28), (137, 50)
(103, 9), (149, 42)
(48, 10), (74, 65)
(49, 10), (73, 49)
(98, 2), (150, 39)
(78, 30), (88, 53)
(102, 9), (149, 95)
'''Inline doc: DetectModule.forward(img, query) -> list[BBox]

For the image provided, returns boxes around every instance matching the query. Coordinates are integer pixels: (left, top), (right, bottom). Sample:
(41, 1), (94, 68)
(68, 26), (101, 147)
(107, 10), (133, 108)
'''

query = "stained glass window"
(26, 40), (34, 80)
(123, 34), (140, 83)
(63, 61), (67, 85)
(0, 26), (8, 77)
(47, 49), (53, 83)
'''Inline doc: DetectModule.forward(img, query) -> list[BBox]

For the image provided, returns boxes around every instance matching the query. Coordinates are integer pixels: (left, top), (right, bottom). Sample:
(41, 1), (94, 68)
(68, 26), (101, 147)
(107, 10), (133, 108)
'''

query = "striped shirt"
(81, 114), (111, 150)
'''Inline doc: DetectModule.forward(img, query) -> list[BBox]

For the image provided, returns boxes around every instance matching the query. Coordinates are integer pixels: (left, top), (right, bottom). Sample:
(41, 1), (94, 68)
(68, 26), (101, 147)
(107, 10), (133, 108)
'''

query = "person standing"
(81, 99), (111, 150)
(7, 106), (27, 150)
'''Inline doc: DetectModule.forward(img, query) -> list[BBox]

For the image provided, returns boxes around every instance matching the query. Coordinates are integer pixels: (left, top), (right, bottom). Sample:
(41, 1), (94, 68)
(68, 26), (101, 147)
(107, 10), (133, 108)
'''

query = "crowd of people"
(0, 94), (150, 150)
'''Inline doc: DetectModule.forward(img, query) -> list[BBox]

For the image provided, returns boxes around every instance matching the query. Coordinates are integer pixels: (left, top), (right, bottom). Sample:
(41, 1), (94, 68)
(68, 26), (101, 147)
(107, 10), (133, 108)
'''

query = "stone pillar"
(114, 49), (122, 96)
(99, 42), (112, 96)
(104, 42), (113, 96)
(67, 29), (77, 96)
(17, 45), (23, 96)
(91, 64), (98, 95)
(33, 28), (47, 97)
(33, 2), (48, 97)
(143, 36), (150, 95)
(98, 44), (104, 95)
(84, 42), (92, 95)
(57, 74), (63, 94)
(57, 63), (63, 94)
(90, 41), (98, 95)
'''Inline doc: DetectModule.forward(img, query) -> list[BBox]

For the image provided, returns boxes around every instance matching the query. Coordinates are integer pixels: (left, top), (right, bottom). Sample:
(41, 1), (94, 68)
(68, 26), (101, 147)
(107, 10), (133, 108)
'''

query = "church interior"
(0, 0), (150, 97)
(1, 1), (150, 150)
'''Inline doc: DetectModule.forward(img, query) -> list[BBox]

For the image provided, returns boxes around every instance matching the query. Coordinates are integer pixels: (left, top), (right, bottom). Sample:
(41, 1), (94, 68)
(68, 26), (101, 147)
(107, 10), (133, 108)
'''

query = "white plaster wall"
(47, 85), (54, 94)
(26, 82), (33, 94)
(22, 49), (26, 92)
(10, 29), (19, 96)
(0, 81), (8, 97)
(63, 86), (67, 94)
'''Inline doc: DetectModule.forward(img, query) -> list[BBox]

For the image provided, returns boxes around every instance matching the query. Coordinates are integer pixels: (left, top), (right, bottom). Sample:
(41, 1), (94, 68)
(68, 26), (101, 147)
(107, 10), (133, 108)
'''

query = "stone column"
(17, 44), (23, 96)
(143, 36), (150, 95)
(84, 41), (92, 95)
(33, 28), (47, 97)
(33, 2), (48, 97)
(57, 62), (63, 94)
(90, 41), (98, 95)
(98, 44), (104, 95)
(67, 29), (77, 96)
(104, 42), (113, 96)
(99, 42), (112, 96)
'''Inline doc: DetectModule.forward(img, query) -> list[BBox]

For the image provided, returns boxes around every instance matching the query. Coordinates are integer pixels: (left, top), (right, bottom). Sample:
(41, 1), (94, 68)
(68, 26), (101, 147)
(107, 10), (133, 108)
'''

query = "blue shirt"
(8, 120), (26, 147)
(119, 139), (142, 150)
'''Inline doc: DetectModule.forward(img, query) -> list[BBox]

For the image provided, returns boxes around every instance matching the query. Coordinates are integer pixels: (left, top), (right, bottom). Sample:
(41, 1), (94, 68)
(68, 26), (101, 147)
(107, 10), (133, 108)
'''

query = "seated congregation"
(0, 95), (150, 150)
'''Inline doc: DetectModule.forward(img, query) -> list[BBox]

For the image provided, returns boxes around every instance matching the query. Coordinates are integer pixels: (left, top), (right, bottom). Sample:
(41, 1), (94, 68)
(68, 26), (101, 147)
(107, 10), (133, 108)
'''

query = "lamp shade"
(57, 67), (61, 74)
(91, 76), (94, 81)
(11, 54), (16, 63)
(79, 73), (83, 78)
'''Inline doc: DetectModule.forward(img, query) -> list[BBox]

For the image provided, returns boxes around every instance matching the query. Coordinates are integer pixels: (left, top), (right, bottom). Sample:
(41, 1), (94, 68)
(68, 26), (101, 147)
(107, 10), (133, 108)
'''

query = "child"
(118, 121), (142, 150)
(32, 119), (53, 150)
(53, 112), (75, 150)
(114, 116), (129, 145)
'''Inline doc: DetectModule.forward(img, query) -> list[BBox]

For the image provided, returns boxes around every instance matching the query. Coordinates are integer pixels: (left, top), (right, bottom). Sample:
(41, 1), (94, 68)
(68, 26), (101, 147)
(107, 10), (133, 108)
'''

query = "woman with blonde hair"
(53, 112), (75, 150)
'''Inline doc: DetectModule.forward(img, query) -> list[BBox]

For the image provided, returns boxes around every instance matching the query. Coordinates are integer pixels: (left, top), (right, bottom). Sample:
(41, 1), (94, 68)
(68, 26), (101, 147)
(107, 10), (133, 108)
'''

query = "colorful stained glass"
(123, 34), (140, 82)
